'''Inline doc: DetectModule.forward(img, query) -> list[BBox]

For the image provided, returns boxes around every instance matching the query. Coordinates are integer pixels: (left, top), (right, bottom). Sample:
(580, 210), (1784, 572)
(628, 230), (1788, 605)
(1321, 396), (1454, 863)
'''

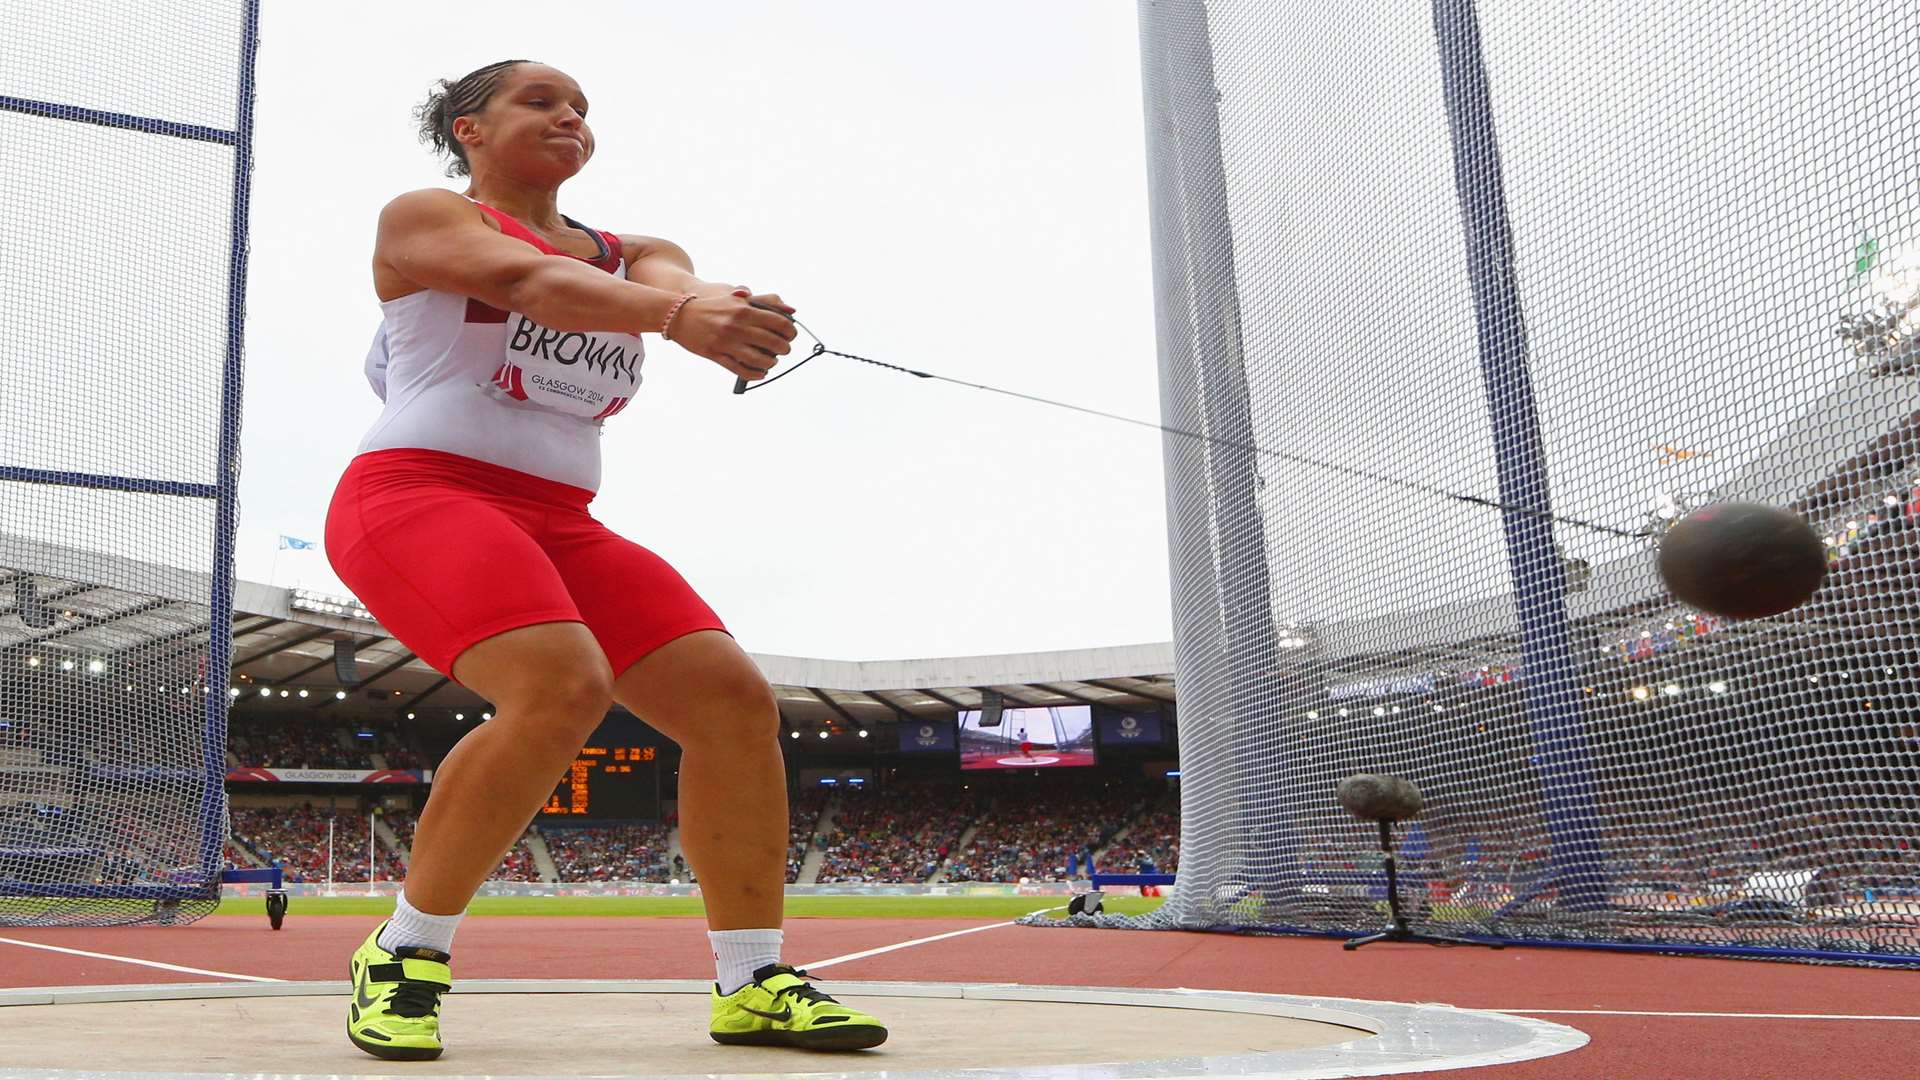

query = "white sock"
(709, 928), (784, 995)
(378, 890), (465, 956)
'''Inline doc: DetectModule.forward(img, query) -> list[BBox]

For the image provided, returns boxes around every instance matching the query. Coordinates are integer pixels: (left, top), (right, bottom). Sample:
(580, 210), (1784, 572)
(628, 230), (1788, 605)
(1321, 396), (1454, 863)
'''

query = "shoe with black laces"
(709, 963), (888, 1050)
(346, 921), (451, 1060)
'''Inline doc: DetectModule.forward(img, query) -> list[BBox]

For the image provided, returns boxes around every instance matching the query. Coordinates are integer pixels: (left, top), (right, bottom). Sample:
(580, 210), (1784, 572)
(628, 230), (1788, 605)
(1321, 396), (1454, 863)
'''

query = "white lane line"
(1499, 1009), (1920, 1021)
(0, 936), (282, 983)
(798, 919), (1027, 972)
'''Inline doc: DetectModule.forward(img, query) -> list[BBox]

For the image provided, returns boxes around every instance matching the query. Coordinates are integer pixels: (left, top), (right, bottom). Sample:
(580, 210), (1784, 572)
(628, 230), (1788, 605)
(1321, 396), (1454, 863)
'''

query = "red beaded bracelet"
(660, 293), (698, 340)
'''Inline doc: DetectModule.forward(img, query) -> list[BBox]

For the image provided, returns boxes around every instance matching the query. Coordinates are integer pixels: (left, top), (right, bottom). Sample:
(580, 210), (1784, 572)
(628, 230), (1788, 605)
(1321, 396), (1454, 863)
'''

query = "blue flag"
(278, 535), (317, 551)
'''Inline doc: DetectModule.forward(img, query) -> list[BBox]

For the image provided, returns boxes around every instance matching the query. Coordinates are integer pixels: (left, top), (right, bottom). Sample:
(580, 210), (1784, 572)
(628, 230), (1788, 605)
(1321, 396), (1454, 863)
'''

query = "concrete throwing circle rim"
(0, 979), (1586, 1080)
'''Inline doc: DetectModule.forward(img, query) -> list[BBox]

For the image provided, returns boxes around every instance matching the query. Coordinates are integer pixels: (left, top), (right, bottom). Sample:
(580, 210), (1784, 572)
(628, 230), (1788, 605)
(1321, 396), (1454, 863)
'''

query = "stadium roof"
(0, 534), (1176, 728)
(11, 368), (1907, 731)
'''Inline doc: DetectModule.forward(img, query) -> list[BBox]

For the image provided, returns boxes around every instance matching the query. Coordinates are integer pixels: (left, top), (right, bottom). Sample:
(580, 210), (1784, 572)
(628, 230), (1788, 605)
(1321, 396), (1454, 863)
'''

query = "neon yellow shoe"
(710, 964), (888, 1050)
(346, 921), (451, 1061)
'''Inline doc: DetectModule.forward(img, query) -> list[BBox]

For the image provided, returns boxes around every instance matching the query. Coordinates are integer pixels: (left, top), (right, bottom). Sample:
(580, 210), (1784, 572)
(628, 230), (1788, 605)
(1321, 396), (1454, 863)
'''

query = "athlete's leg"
(403, 621), (614, 914)
(612, 630), (785, 930)
(612, 631), (884, 1048)
(328, 453), (630, 1058)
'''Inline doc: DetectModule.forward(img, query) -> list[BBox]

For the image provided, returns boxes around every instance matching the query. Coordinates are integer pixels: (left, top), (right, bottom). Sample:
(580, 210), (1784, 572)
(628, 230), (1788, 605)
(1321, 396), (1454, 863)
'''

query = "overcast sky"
(17, 1), (1907, 668)
(234, 2), (1169, 662)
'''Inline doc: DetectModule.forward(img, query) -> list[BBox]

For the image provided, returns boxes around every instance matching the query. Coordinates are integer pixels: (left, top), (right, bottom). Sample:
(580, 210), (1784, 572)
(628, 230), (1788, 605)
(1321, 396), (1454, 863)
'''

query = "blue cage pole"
(1430, 0), (1609, 911)
(199, 0), (262, 893)
(2, 2), (260, 921)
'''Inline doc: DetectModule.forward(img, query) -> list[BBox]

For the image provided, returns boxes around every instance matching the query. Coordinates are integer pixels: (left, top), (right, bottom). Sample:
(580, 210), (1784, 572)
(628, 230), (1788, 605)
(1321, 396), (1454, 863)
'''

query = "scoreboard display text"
(540, 745), (660, 820)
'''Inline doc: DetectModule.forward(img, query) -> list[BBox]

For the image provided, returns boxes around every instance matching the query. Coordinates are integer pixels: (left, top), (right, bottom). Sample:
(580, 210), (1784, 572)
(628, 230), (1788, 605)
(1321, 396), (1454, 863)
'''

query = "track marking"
(1500, 1009), (1920, 1021)
(799, 917), (1034, 971)
(0, 935), (282, 983)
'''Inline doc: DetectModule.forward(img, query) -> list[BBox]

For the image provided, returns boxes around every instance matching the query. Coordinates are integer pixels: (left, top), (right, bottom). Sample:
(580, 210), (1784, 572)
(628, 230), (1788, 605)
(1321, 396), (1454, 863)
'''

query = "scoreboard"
(540, 745), (660, 820)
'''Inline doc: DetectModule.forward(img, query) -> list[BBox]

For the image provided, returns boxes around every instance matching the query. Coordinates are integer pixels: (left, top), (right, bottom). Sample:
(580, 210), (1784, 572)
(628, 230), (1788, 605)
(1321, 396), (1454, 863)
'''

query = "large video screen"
(958, 705), (1097, 770)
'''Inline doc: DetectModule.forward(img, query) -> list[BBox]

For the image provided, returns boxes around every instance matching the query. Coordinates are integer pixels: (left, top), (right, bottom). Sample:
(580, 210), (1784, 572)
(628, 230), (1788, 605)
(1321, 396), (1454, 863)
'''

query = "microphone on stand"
(1336, 773), (1502, 952)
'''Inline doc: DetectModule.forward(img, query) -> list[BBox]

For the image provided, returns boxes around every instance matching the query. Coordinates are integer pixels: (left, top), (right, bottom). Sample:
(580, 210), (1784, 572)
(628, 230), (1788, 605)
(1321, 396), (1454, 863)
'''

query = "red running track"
(3, 916), (1917, 1078)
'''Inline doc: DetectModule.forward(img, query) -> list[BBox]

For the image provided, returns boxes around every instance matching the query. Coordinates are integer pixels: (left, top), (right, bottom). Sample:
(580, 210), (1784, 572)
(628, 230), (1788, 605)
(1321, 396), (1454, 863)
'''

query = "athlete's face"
(456, 64), (595, 183)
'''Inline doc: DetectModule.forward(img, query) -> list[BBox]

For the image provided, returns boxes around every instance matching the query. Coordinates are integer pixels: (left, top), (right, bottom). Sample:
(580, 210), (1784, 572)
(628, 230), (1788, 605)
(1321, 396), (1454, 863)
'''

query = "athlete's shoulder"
(615, 233), (688, 266)
(378, 189), (493, 233)
(372, 190), (509, 298)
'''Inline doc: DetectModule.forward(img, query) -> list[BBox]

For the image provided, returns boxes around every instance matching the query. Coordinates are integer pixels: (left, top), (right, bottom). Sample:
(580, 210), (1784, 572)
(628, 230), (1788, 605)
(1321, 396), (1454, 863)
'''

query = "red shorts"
(324, 448), (726, 679)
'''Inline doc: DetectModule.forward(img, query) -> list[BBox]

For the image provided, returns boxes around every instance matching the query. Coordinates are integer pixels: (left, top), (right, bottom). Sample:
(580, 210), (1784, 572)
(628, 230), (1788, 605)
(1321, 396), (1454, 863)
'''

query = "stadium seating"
(228, 721), (370, 770)
(229, 805), (405, 883)
(787, 787), (828, 883)
(538, 822), (673, 881)
(943, 778), (1152, 883)
(815, 779), (987, 884)
(382, 807), (539, 881)
(1098, 804), (1179, 874)
(221, 773), (1182, 886)
(227, 717), (424, 772)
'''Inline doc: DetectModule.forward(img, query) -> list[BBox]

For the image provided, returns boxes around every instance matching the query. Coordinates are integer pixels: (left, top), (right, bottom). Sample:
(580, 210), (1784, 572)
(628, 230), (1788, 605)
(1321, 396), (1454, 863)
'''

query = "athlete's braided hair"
(415, 60), (535, 177)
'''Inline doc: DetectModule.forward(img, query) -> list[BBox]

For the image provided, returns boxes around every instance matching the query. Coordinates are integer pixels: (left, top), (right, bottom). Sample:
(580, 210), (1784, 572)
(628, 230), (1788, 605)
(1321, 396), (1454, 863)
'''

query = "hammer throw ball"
(1655, 502), (1826, 619)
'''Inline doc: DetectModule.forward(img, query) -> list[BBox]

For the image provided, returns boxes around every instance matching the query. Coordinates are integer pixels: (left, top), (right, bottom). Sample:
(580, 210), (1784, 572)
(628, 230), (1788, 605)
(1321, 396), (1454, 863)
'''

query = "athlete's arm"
(621, 235), (720, 296)
(374, 191), (795, 380)
(379, 190), (672, 332)
(620, 234), (798, 318)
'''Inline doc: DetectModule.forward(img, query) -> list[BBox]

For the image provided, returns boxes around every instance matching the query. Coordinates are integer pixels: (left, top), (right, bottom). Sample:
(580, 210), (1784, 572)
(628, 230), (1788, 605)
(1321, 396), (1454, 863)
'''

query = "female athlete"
(327, 59), (887, 1059)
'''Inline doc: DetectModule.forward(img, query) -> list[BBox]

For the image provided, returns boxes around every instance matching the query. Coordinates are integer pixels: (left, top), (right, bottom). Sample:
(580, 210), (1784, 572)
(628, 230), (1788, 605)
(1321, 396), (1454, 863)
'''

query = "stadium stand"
(216, 745), (1181, 885)
(228, 720), (369, 770)
(1098, 803), (1179, 874)
(815, 779), (988, 884)
(214, 774), (1184, 885)
(943, 777), (1156, 883)
(229, 804), (405, 883)
(538, 822), (673, 881)
(225, 716), (426, 772)
(383, 807), (539, 882)
(787, 786), (829, 883)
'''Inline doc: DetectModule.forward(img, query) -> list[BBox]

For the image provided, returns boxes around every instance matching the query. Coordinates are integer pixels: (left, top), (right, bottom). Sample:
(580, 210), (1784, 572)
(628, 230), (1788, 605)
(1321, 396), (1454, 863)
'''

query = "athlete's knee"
(485, 670), (612, 747)
(689, 666), (779, 746)
(539, 667), (617, 726)
(487, 670), (612, 755)
(456, 623), (615, 728)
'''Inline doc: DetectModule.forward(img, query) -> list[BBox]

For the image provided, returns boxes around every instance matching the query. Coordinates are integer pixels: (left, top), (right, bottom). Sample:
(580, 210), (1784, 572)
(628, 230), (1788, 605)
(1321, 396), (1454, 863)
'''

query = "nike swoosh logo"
(742, 1005), (792, 1022)
(354, 972), (381, 1013)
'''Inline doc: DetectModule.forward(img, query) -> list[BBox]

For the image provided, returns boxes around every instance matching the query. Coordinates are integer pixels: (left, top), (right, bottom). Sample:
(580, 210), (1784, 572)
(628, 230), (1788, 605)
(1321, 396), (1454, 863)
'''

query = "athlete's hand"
(668, 291), (798, 382)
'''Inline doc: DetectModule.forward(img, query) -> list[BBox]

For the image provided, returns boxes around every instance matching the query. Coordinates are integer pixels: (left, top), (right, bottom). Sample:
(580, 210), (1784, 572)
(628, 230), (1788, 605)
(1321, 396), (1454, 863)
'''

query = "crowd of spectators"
(1099, 803), (1179, 874)
(383, 808), (539, 881)
(229, 805), (406, 883)
(82, 813), (219, 885)
(787, 787), (829, 883)
(228, 722), (368, 770)
(815, 780), (987, 884)
(378, 736), (425, 771)
(943, 779), (1152, 883)
(496, 834), (540, 881)
(352, 720), (425, 770)
(209, 779), (1183, 886)
(227, 719), (426, 772)
(538, 822), (673, 881)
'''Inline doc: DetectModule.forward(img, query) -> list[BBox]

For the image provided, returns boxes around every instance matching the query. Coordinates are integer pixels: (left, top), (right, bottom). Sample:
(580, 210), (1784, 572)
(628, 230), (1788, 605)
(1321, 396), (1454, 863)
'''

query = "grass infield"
(212, 894), (1167, 920)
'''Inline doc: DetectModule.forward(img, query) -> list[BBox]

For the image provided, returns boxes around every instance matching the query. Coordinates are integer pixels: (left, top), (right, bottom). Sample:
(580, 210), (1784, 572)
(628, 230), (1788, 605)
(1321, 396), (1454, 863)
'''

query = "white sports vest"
(356, 199), (642, 492)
